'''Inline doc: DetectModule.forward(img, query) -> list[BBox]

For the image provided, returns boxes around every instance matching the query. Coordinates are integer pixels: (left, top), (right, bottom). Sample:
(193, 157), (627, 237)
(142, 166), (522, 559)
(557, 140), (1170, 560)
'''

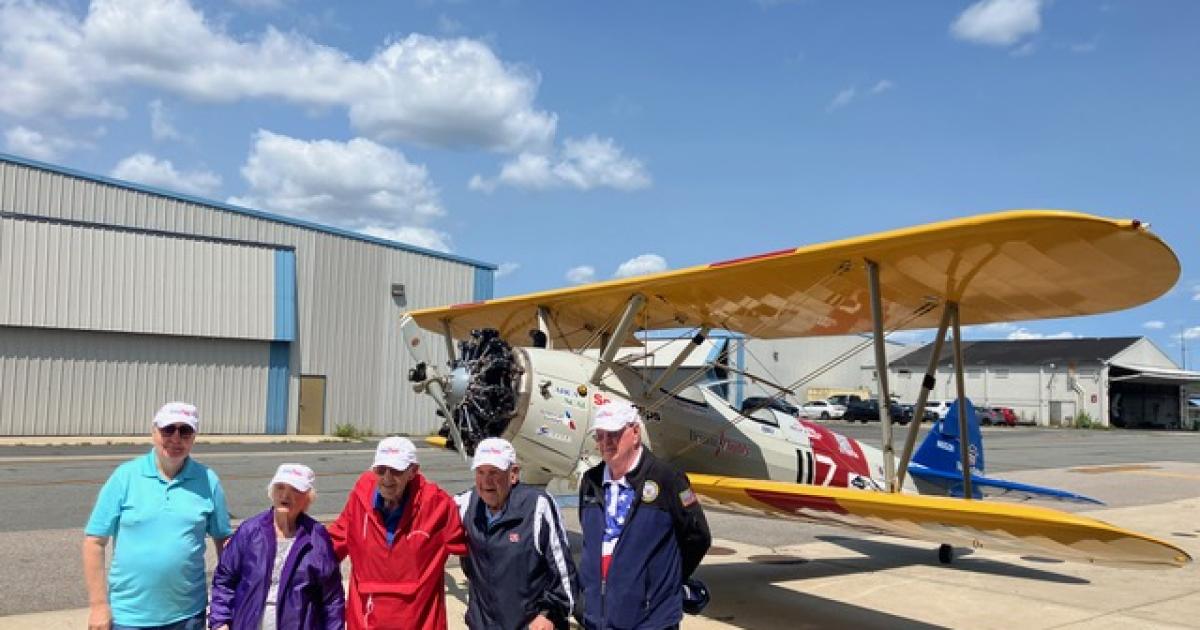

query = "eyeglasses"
(158, 424), (195, 438)
(373, 465), (409, 478)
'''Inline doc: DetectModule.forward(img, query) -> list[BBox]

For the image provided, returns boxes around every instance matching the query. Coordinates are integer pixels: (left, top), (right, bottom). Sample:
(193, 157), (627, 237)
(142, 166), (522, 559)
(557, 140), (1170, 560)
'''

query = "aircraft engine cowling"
(442, 329), (523, 456)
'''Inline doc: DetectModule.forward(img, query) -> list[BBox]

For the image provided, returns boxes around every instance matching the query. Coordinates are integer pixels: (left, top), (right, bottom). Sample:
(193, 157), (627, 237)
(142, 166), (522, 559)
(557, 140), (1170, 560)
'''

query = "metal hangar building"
(0, 153), (494, 437)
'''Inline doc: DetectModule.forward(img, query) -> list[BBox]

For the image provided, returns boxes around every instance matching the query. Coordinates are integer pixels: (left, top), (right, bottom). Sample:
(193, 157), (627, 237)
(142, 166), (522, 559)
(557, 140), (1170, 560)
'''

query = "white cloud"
(826, 87), (856, 112)
(1006, 327), (1075, 340)
(1143, 320), (1166, 330)
(614, 254), (667, 278)
(359, 225), (452, 253)
(566, 265), (595, 284)
(870, 79), (894, 95)
(149, 99), (182, 141)
(4, 126), (82, 161)
(227, 130), (445, 242)
(951, 0), (1042, 46)
(981, 322), (1017, 332)
(470, 135), (650, 193)
(496, 262), (520, 278)
(0, 0), (556, 152)
(1192, 285), (1200, 301)
(1184, 327), (1200, 341)
(110, 152), (221, 196)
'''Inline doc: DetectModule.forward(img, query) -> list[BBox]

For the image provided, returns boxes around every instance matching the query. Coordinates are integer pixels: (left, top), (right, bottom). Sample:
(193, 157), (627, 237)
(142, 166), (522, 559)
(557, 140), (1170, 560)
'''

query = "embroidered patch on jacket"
(642, 480), (660, 502)
(509, 532), (520, 543)
(679, 487), (697, 507)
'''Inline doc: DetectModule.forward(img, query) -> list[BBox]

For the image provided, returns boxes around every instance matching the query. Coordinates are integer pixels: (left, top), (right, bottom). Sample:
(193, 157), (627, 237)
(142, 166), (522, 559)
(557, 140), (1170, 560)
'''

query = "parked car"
(826, 394), (864, 408)
(899, 403), (938, 423)
(843, 399), (910, 425)
(976, 406), (1000, 426)
(926, 400), (952, 419)
(800, 400), (845, 419)
(990, 406), (1018, 427)
(740, 396), (800, 417)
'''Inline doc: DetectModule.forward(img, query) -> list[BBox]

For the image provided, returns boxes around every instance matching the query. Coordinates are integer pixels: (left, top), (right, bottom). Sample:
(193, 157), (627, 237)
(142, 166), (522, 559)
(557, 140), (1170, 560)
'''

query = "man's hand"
(87, 602), (112, 630)
(528, 613), (555, 630)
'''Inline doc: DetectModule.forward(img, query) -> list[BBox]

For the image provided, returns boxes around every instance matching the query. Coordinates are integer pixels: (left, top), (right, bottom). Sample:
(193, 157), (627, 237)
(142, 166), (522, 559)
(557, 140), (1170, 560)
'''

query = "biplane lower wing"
(688, 474), (1192, 569)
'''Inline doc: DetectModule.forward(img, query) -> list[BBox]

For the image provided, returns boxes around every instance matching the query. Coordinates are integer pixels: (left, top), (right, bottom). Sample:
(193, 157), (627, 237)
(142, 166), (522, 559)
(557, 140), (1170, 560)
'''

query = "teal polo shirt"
(85, 449), (232, 627)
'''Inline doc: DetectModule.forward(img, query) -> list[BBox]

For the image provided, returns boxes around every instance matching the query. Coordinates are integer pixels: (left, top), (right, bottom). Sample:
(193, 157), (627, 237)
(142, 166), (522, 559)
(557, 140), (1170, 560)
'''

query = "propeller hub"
(447, 365), (470, 410)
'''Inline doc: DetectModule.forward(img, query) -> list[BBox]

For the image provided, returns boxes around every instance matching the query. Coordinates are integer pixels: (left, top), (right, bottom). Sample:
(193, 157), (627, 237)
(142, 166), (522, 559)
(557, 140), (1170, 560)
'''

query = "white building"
(887, 337), (1200, 429)
(1, 153), (493, 436)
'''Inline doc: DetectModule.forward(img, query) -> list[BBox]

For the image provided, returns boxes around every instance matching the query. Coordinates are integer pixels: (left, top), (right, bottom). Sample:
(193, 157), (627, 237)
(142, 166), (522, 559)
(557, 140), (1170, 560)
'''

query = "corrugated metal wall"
(0, 327), (269, 435)
(0, 158), (482, 435)
(0, 216), (276, 339)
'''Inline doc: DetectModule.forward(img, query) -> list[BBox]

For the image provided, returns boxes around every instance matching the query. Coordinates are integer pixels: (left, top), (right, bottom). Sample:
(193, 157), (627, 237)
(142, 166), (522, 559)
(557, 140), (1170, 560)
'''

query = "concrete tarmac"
(1, 427), (1198, 628)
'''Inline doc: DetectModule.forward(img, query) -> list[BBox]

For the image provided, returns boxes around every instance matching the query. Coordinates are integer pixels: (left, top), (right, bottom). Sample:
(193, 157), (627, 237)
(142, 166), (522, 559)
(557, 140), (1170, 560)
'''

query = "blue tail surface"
(909, 398), (1102, 505)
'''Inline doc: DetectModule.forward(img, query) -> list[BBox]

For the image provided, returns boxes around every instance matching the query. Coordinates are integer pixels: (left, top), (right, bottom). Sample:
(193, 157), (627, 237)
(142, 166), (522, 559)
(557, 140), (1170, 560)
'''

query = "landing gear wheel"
(938, 544), (953, 565)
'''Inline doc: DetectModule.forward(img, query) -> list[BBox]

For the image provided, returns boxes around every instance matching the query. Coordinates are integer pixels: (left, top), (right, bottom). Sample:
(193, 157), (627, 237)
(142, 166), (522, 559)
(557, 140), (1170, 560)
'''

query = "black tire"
(938, 544), (953, 564)
(820, 412), (830, 420)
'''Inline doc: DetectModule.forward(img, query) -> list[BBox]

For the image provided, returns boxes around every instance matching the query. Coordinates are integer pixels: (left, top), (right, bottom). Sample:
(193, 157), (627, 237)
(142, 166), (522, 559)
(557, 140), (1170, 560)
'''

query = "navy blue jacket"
(578, 448), (711, 630)
(209, 509), (344, 629)
(456, 483), (578, 629)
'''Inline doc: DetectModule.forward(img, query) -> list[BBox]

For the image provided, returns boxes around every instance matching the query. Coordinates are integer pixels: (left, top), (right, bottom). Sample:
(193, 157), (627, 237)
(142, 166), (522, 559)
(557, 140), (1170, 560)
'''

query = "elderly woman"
(210, 463), (344, 630)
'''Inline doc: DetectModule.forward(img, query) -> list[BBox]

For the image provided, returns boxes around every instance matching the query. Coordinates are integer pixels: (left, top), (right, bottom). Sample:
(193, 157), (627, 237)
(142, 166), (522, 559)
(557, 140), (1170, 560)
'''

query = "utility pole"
(1181, 326), (1188, 370)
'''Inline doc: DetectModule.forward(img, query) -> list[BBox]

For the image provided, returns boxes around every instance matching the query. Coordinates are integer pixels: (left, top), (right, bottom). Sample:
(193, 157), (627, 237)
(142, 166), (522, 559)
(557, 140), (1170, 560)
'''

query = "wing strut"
(866, 260), (897, 492)
(644, 327), (711, 399)
(536, 306), (554, 349)
(589, 294), (647, 386)
(440, 319), (457, 362)
(950, 302), (974, 499)
(895, 303), (953, 490)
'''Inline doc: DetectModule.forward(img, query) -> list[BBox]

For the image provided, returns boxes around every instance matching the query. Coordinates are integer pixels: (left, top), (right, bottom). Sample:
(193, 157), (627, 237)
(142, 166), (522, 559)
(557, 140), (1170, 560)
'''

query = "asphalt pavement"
(1, 424), (1198, 628)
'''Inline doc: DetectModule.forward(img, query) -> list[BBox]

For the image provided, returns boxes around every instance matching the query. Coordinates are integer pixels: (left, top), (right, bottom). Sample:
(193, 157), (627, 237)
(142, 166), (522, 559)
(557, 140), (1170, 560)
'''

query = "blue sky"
(2, 0), (1197, 362)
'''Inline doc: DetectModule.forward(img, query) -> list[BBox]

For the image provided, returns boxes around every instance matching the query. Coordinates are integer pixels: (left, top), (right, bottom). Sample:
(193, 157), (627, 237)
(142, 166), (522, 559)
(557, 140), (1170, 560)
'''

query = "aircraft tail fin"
(912, 398), (985, 480)
(909, 398), (1102, 504)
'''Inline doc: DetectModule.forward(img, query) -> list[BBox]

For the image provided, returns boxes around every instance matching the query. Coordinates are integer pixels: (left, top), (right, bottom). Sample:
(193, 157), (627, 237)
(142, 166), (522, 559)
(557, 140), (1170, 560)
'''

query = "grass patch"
(332, 423), (367, 439)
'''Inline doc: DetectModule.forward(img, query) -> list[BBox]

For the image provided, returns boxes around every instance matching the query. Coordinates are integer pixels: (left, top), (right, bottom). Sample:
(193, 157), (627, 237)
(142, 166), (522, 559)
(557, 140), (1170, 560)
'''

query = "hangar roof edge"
(0, 152), (497, 271)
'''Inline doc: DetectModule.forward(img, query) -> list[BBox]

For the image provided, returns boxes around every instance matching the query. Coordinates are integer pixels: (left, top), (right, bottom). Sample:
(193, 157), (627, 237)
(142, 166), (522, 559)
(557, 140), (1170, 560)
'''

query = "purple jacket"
(210, 509), (344, 629)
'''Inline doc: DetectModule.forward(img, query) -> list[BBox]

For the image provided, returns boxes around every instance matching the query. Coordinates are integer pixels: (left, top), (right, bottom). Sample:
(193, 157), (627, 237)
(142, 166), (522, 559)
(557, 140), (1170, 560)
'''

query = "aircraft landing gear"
(938, 544), (953, 564)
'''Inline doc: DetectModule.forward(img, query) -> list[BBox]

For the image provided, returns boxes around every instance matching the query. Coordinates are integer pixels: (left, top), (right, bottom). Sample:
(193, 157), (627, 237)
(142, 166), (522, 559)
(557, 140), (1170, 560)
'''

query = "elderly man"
(328, 436), (466, 630)
(455, 438), (577, 630)
(578, 399), (712, 630)
(83, 402), (232, 630)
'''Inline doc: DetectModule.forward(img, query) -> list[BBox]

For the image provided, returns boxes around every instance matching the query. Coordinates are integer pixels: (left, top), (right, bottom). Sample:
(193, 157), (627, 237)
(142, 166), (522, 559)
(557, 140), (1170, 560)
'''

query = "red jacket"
(328, 470), (467, 630)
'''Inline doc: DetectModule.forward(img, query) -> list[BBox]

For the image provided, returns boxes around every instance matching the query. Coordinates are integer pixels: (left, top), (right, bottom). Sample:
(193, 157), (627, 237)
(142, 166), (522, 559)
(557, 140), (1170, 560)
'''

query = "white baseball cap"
(373, 436), (417, 472)
(270, 463), (315, 493)
(153, 402), (199, 431)
(472, 438), (517, 471)
(591, 399), (641, 433)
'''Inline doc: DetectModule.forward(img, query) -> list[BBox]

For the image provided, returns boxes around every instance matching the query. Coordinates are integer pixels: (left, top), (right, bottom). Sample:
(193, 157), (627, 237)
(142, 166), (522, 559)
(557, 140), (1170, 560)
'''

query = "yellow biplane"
(400, 210), (1190, 569)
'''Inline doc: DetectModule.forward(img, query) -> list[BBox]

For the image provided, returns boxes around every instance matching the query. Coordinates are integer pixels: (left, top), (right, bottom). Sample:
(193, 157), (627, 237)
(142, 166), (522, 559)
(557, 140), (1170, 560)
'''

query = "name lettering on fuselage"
(688, 429), (750, 458)
(536, 425), (573, 443)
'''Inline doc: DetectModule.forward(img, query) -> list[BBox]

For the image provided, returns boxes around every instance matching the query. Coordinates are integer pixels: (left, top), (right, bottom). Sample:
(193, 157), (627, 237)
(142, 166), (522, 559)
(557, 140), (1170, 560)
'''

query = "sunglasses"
(593, 426), (628, 443)
(158, 424), (196, 438)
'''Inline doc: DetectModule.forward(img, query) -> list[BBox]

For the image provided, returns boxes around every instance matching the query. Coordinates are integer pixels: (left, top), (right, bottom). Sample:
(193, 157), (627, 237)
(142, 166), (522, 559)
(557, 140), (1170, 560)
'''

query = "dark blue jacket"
(457, 483), (578, 629)
(209, 509), (344, 629)
(578, 449), (711, 630)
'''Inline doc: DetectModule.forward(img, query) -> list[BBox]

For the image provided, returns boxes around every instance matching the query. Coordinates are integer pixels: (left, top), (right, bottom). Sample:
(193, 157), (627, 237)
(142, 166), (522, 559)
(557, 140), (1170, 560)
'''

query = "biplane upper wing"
(405, 210), (1179, 346)
(689, 473), (1192, 569)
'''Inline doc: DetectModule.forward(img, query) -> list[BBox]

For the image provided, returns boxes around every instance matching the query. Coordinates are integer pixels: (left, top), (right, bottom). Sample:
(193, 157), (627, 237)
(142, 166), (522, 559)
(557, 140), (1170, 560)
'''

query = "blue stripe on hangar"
(266, 250), (296, 435)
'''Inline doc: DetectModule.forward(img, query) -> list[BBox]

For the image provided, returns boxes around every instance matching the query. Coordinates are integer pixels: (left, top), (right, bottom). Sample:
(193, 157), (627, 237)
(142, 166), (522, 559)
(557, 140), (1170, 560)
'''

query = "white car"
(800, 400), (845, 419)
